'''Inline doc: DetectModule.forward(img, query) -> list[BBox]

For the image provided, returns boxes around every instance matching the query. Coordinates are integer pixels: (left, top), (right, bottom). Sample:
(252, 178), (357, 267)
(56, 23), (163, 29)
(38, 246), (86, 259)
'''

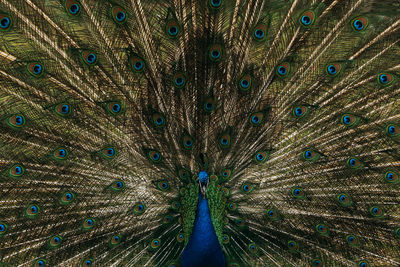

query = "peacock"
(0, 0), (400, 266)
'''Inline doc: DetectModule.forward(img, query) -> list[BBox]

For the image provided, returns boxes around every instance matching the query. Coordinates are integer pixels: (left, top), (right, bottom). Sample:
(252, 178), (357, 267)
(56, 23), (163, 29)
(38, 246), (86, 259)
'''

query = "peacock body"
(0, 0), (400, 266)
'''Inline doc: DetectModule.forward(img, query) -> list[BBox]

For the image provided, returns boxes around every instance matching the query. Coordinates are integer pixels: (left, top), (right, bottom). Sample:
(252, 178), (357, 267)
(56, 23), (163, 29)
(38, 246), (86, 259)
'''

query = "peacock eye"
(302, 148), (320, 162)
(27, 62), (44, 77)
(299, 10), (315, 27)
(165, 17), (181, 38)
(291, 187), (306, 199)
(209, 0), (222, 9)
(135, 61), (143, 70)
(9, 163), (25, 178)
(168, 26), (177, 35)
(326, 63), (343, 77)
(351, 16), (368, 32)
(100, 146), (117, 159)
(211, 50), (220, 59)
(377, 73), (393, 86)
(254, 29), (264, 38)
(292, 105), (310, 119)
(0, 14), (12, 30)
(301, 15), (311, 25)
(340, 113), (360, 127)
(254, 151), (269, 164)
(112, 104), (120, 112)
(252, 23), (267, 41)
(208, 44), (223, 62)
(130, 55), (145, 73)
(277, 66), (287, 75)
(81, 51), (97, 66)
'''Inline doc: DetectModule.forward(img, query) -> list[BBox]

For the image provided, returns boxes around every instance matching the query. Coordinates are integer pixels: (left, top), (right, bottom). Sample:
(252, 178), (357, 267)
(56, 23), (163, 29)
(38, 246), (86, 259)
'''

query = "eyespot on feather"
(0, 14), (12, 30)
(351, 16), (368, 32)
(111, 6), (127, 24)
(65, 0), (81, 16)
(299, 10), (316, 27)
(27, 62), (44, 77)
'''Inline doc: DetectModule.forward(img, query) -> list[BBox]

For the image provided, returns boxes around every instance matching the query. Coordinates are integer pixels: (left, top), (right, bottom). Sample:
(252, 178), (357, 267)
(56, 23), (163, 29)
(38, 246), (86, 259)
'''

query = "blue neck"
(180, 194), (226, 267)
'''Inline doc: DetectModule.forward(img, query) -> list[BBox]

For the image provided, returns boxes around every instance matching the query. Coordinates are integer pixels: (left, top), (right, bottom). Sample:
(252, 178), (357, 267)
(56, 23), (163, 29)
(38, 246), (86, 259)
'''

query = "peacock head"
(198, 171), (209, 197)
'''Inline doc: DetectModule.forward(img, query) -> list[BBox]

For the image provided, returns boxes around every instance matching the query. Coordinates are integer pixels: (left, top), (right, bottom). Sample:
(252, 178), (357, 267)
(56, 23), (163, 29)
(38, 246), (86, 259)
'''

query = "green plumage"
(0, 0), (400, 266)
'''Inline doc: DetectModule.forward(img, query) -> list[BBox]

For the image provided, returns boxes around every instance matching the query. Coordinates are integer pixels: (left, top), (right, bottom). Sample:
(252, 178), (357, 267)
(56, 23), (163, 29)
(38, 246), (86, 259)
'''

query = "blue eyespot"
(14, 166), (22, 174)
(38, 260), (45, 266)
(152, 152), (160, 160)
(295, 107), (303, 117)
(87, 53), (96, 64)
(112, 104), (121, 113)
(86, 219), (93, 226)
(205, 103), (213, 110)
(134, 61), (143, 70)
(107, 148), (115, 157)
(304, 150), (312, 159)
(251, 115), (259, 124)
(31, 206), (38, 213)
(0, 224), (5, 232)
(58, 149), (66, 158)
(210, 0), (222, 7)
(116, 11), (126, 22)
(254, 29), (264, 39)
(277, 66), (287, 76)
(155, 117), (164, 125)
(116, 181), (123, 188)
(211, 50), (220, 59)
(0, 17), (10, 29)
(60, 104), (69, 114)
(65, 193), (72, 200)
(301, 15), (311, 25)
(257, 153), (264, 161)
(221, 138), (228, 145)
(175, 77), (184, 86)
(343, 115), (351, 125)
(243, 185), (249, 191)
(387, 125), (395, 135)
(33, 64), (42, 75)
(15, 115), (23, 125)
(168, 26), (178, 36)
(379, 74), (388, 84)
(241, 79), (250, 88)
(69, 4), (80, 15)
(327, 65), (337, 75)
(348, 158), (356, 166)
(378, 73), (393, 86)
(353, 20), (363, 30)
(313, 260), (321, 266)
(114, 235), (120, 242)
